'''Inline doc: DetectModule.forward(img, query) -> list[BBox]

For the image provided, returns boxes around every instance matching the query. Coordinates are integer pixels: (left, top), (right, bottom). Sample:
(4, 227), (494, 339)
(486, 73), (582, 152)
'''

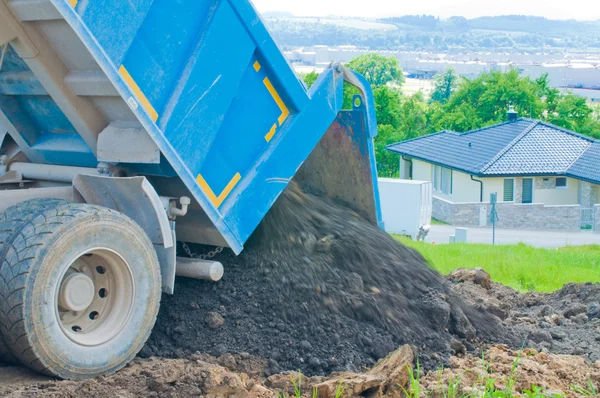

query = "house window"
(503, 179), (514, 202)
(556, 177), (567, 188)
(433, 165), (452, 195)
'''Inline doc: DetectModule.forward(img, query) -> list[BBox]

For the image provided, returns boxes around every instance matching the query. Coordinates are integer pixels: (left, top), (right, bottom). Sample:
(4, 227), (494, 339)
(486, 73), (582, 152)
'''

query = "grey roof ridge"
(460, 117), (532, 136)
(565, 140), (595, 175)
(479, 119), (540, 174)
(535, 119), (599, 143)
(385, 129), (456, 152)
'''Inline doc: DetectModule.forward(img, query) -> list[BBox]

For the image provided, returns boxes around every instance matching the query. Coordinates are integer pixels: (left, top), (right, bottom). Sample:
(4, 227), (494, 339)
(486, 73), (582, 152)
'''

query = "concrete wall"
(595, 204), (600, 232)
(433, 196), (581, 231)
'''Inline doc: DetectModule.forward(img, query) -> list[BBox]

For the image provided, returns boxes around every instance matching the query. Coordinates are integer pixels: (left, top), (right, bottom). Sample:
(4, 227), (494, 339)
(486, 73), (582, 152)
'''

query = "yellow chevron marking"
(196, 173), (242, 208)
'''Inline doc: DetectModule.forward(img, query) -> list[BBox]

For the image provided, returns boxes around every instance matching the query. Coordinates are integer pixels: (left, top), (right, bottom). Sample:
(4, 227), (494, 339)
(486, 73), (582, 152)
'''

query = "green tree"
(301, 70), (319, 89)
(430, 67), (460, 104)
(437, 68), (545, 131)
(548, 92), (593, 131)
(347, 54), (405, 88)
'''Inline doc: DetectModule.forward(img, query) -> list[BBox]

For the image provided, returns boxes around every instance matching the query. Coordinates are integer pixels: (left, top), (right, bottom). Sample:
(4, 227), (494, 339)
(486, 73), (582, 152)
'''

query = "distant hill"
(379, 15), (600, 36)
(265, 14), (600, 52)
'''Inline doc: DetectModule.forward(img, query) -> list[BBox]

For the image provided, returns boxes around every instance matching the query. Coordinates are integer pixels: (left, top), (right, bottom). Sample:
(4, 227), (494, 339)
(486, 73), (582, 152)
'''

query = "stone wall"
(433, 196), (581, 231)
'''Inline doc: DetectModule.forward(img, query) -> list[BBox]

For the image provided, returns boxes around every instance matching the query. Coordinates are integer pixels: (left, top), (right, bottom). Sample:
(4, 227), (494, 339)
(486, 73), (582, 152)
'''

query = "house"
(387, 116), (600, 231)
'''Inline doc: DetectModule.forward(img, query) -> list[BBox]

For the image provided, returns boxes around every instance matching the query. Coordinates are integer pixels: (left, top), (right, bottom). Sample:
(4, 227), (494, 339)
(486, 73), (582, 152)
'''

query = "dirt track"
(1, 185), (599, 395)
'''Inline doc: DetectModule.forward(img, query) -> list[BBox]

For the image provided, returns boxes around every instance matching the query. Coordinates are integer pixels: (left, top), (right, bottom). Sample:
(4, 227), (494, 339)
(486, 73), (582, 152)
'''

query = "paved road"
(426, 225), (600, 248)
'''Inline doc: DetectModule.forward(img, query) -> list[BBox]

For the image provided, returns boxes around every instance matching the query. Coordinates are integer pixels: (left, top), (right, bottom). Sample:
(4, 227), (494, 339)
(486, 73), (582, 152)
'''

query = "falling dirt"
(144, 183), (508, 376)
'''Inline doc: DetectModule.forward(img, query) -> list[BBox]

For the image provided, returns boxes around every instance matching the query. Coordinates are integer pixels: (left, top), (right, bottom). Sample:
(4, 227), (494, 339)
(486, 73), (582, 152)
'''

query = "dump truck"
(0, 0), (382, 380)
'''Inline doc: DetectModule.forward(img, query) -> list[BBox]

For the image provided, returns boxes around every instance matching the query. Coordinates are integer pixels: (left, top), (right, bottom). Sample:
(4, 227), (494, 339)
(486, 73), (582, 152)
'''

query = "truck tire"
(0, 198), (69, 364)
(0, 202), (161, 379)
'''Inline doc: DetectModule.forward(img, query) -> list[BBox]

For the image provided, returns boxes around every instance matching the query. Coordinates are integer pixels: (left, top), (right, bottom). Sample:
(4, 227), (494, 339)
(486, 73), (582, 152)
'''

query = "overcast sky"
(252, 0), (600, 21)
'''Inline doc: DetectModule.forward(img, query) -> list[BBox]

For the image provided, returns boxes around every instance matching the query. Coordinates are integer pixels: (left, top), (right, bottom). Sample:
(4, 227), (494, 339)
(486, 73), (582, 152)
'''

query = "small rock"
(588, 303), (600, 320)
(315, 235), (334, 252)
(572, 313), (589, 325)
(276, 323), (286, 332)
(346, 273), (364, 292)
(564, 304), (588, 319)
(370, 286), (382, 295)
(572, 347), (586, 356)
(212, 343), (227, 357)
(547, 314), (563, 325)
(271, 349), (281, 361)
(268, 358), (279, 369)
(449, 268), (491, 289)
(173, 325), (185, 335)
(450, 339), (466, 355)
(205, 312), (225, 330)
(299, 340), (312, 352)
(550, 330), (566, 340)
(538, 305), (553, 317)
(450, 306), (476, 339)
(308, 357), (321, 368)
(360, 336), (373, 346)
(539, 321), (551, 329)
(219, 353), (237, 369)
(247, 291), (253, 298)
(528, 330), (553, 344)
(189, 302), (200, 310)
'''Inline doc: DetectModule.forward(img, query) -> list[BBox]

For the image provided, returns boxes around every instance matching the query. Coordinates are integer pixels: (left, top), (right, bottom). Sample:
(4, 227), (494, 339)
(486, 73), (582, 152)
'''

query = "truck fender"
(72, 174), (176, 293)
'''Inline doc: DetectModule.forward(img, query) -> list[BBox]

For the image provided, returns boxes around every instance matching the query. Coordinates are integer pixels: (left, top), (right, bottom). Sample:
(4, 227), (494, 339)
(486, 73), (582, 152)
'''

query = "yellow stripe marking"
(69, 0), (78, 7)
(196, 173), (242, 208)
(265, 124), (277, 142)
(263, 77), (290, 126)
(253, 61), (261, 72)
(119, 65), (159, 122)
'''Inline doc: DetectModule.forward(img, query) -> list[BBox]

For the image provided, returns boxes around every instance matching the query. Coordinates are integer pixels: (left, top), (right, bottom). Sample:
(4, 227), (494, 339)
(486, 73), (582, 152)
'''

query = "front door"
(522, 178), (533, 204)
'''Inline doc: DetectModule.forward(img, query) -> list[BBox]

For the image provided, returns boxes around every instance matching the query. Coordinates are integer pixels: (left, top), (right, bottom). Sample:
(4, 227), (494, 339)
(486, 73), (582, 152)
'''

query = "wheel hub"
(55, 249), (134, 347)
(58, 273), (95, 312)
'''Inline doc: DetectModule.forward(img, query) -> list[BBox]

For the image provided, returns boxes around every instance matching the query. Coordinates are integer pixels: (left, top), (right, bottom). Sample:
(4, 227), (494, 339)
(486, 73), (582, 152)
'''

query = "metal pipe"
(470, 175), (484, 202)
(9, 162), (100, 183)
(175, 257), (224, 282)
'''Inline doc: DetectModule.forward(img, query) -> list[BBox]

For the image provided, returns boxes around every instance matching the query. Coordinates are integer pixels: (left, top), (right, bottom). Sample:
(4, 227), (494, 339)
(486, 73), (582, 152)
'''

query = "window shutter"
(503, 179), (514, 202)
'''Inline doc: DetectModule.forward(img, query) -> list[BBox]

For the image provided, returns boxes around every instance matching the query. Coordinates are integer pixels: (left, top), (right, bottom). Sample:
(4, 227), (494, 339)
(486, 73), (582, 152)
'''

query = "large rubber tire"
(0, 198), (68, 364)
(0, 202), (161, 379)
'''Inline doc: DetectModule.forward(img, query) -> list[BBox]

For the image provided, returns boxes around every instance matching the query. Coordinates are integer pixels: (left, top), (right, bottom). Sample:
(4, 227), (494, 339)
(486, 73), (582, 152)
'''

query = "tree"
(430, 67), (460, 104)
(300, 70), (319, 89)
(346, 54), (405, 88)
(438, 68), (545, 131)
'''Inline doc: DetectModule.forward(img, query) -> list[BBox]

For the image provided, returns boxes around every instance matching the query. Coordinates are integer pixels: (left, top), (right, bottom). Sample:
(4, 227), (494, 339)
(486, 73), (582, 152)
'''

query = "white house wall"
(534, 177), (579, 205)
(408, 159), (587, 206)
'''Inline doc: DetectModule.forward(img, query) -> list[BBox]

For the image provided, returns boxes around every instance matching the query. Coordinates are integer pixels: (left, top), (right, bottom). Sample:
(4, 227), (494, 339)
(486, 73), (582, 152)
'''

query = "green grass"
(396, 237), (600, 292)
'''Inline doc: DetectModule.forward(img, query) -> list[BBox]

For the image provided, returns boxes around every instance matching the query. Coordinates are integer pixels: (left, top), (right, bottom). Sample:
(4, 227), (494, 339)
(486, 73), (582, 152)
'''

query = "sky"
(251, 0), (600, 21)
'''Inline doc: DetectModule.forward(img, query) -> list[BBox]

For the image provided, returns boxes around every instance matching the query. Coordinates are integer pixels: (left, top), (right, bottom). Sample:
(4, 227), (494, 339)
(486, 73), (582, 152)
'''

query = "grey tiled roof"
(387, 118), (600, 184)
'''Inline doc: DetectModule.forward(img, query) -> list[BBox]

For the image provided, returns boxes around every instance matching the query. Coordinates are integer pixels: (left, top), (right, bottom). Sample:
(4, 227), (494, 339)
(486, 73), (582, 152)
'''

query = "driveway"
(426, 225), (600, 248)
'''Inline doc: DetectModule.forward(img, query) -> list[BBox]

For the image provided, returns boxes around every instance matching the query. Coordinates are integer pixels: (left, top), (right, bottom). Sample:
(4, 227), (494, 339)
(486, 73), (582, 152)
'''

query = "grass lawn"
(396, 237), (600, 293)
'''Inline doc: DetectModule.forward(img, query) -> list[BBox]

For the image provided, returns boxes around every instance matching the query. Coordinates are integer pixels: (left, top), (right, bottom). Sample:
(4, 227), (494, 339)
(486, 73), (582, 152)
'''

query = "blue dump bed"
(0, 0), (381, 253)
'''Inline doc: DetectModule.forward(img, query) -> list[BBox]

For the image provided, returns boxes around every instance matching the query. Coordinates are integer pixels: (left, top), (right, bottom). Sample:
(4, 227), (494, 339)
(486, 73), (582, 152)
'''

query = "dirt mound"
(145, 184), (508, 375)
(421, 345), (600, 397)
(448, 269), (600, 361)
(0, 345), (416, 398)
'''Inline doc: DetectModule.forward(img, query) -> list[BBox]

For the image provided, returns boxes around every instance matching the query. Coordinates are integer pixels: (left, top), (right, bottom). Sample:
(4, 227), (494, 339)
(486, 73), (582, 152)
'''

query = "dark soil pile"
(449, 269), (600, 362)
(144, 184), (510, 376)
